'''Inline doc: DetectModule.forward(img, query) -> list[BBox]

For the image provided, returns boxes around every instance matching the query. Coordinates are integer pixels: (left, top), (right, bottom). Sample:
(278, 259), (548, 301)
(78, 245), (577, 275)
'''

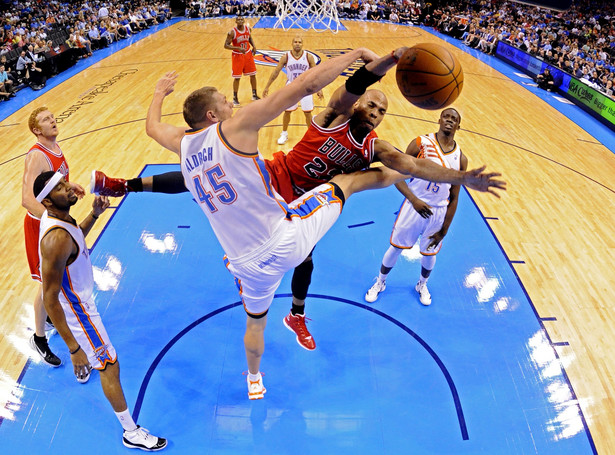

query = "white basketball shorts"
(390, 201), (447, 255)
(60, 297), (117, 370)
(225, 183), (342, 315)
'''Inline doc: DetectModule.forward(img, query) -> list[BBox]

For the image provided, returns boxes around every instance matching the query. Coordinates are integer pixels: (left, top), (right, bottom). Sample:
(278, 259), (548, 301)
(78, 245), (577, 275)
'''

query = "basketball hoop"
(274, 0), (341, 33)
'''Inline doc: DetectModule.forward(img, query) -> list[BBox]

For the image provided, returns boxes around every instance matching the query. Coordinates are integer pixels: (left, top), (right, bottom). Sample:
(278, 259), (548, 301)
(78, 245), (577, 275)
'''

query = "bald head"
(360, 90), (388, 110)
(350, 89), (389, 136)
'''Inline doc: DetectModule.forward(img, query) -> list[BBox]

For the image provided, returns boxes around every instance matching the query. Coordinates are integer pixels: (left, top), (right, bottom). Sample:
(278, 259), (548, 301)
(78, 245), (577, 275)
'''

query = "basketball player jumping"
(140, 47), (504, 399)
(91, 47), (503, 355)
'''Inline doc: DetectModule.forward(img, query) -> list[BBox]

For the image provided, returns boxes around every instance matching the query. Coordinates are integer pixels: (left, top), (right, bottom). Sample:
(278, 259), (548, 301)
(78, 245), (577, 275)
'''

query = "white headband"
(35, 171), (64, 202)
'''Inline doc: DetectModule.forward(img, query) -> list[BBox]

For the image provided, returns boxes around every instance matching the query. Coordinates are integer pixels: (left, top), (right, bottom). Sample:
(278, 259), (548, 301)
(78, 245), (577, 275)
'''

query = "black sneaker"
(123, 426), (167, 451)
(30, 334), (62, 367)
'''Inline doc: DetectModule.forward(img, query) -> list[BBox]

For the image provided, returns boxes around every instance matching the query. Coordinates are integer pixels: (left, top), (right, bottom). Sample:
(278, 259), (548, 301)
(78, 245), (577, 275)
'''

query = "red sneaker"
(283, 312), (316, 351)
(90, 170), (127, 197)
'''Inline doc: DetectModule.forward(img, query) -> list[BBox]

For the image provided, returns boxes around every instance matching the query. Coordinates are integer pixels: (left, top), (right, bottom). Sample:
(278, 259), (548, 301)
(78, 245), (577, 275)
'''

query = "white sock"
(115, 408), (138, 432)
(248, 372), (261, 382)
(378, 272), (388, 282)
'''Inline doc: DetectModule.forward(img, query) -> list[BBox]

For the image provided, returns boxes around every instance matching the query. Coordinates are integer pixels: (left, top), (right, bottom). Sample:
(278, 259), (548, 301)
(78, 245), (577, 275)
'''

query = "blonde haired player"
(365, 108), (465, 306)
(262, 36), (324, 145)
(22, 107), (85, 367)
(143, 51), (504, 400)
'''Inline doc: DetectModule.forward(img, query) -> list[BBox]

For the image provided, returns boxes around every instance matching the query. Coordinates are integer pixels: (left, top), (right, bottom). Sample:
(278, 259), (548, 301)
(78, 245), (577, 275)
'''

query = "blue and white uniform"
(39, 212), (117, 369)
(181, 123), (343, 315)
(390, 133), (462, 255)
(284, 51), (313, 112)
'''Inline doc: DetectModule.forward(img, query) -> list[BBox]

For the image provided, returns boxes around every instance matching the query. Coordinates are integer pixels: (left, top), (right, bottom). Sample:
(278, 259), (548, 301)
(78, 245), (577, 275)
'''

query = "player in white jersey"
(365, 108), (466, 306)
(34, 171), (167, 451)
(262, 36), (324, 145)
(144, 53), (504, 400)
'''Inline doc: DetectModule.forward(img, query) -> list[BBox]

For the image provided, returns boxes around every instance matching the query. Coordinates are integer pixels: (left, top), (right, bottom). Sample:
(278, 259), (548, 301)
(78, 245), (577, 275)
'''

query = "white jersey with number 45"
(180, 123), (289, 261)
(406, 133), (461, 207)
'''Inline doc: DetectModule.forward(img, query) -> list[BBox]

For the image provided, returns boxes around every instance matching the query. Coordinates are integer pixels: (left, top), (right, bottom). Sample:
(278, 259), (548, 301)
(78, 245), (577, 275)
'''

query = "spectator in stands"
(15, 50), (32, 84)
(604, 79), (614, 97)
(99, 3), (110, 19)
(0, 54), (17, 85)
(398, 6), (412, 24)
(26, 44), (51, 81)
(0, 64), (15, 98)
(573, 62), (583, 78)
(87, 25), (105, 50)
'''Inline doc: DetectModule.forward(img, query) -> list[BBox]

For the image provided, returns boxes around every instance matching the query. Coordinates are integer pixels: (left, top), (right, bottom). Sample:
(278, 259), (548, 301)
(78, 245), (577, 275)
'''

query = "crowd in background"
(0, 0), (172, 100)
(2, 0), (614, 101)
(433, 0), (615, 98)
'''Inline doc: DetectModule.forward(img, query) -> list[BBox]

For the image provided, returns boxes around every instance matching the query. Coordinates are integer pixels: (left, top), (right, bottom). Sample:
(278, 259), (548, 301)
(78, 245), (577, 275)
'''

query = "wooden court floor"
(0, 18), (614, 453)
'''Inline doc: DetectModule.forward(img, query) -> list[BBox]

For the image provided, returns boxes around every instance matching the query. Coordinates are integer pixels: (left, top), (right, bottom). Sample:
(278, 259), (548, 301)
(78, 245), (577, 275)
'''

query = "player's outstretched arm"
(324, 47), (408, 117)
(373, 138), (506, 196)
(22, 151), (52, 218)
(263, 54), (288, 97)
(145, 71), (185, 156)
(461, 166), (506, 197)
(230, 47), (376, 132)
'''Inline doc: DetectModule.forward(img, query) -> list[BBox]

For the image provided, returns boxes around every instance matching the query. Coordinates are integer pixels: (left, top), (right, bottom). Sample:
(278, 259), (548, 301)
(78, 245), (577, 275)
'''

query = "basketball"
(395, 43), (464, 110)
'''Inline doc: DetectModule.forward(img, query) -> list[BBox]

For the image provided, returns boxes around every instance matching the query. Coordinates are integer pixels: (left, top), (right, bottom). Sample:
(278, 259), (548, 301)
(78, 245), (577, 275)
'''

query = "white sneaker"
(365, 278), (386, 303)
(277, 131), (288, 145)
(415, 281), (431, 306)
(247, 373), (266, 400)
(123, 426), (167, 451)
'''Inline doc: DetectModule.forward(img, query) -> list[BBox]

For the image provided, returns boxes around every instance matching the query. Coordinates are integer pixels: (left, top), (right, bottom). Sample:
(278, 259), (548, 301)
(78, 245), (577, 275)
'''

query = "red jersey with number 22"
(265, 119), (378, 202)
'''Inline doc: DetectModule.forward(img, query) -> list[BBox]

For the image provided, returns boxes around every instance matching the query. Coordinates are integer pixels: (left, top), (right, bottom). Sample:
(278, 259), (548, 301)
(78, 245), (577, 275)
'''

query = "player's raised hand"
(391, 47), (409, 63)
(462, 165), (506, 197)
(69, 182), (86, 199)
(358, 48), (380, 64)
(155, 71), (178, 97)
(92, 195), (110, 216)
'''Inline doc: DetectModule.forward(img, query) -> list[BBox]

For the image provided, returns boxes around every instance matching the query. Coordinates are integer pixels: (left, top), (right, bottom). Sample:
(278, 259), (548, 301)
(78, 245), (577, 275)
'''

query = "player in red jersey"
(224, 15), (259, 107)
(22, 107), (85, 367)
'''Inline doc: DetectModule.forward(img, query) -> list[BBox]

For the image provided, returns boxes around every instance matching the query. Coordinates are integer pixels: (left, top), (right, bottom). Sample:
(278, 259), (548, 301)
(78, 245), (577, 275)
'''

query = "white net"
(274, 0), (341, 33)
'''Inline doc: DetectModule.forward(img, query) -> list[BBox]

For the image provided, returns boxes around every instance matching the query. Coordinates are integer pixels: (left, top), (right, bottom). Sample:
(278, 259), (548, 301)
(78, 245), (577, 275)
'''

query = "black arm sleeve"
(152, 171), (188, 194)
(345, 65), (384, 96)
